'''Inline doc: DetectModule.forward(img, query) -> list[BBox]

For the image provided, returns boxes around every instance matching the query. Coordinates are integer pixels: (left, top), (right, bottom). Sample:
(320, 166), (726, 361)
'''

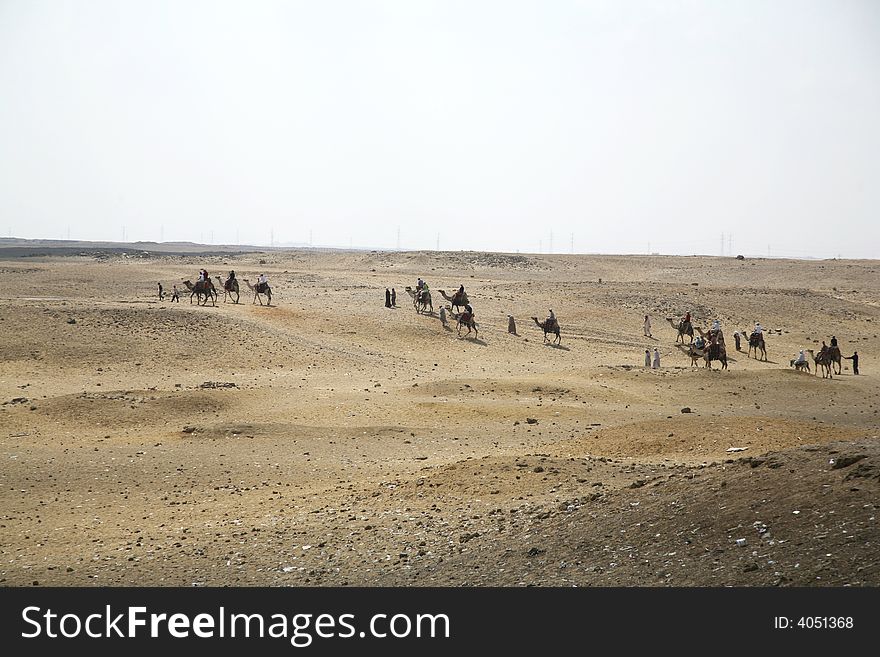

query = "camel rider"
(683, 312), (691, 326)
(712, 319), (720, 332)
(198, 269), (208, 284)
(752, 322), (763, 341)
(830, 336), (838, 348)
(226, 270), (236, 290)
(547, 309), (556, 328)
(417, 278), (424, 291)
(258, 273), (268, 292)
(795, 350), (806, 365)
(695, 335), (705, 349)
(457, 284), (465, 304)
(464, 304), (473, 321)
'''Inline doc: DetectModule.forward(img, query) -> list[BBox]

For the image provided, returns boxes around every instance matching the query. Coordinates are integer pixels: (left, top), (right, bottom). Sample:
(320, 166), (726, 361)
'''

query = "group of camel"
(403, 284), (562, 344)
(666, 316), (842, 378)
(182, 276), (272, 307)
(666, 317), (767, 370)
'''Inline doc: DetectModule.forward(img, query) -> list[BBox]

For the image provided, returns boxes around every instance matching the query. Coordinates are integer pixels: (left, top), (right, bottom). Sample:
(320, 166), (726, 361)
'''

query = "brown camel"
(214, 276), (240, 304)
(828, 345), (842, 375)
(182, 279), (216, 306)
(454, 310), (478, 339)
(808, 349), (834, 379)
(404, 286), (433, 314)
(695, 326), (725, 345)
(702, 342), (728, 370)
(745, 331), (767, 361)
(666, 317), (693, 344)
(531, 317), (561, 344)
(243, 279), (272, 306)
(437, 289), (469, 312)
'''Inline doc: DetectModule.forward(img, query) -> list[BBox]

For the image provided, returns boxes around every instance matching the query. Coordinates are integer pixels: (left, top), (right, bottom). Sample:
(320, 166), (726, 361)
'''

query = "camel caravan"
(174, 269), (272, 307)
(402, 278), (562, 344)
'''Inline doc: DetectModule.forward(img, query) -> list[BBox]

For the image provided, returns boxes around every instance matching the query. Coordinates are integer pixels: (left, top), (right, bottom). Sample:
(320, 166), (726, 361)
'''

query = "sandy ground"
(0, 248), (878, 586)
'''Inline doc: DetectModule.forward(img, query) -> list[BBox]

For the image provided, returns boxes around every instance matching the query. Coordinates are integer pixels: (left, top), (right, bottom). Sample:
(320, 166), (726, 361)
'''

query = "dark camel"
(183, 279), (216, 306)
(666, 317), (693, 344)
(455, 310), (478, 339)
(746, 331), (767, 361)
(437, 289), (469, 312)
(532, 317), (561, 344)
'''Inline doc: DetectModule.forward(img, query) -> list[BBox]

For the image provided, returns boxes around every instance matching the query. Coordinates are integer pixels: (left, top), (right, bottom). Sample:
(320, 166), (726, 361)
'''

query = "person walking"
(652, 347), (661, 369)
(508, 314), (517, 335)
(645, 349), (651, 367)
(843, 351), (859, 375)
(385, 288), (391, 308)
(733, 331), (741, 351)
(171, 285), (179, 302)
(391, 288), (396, 307)
(158, 282), (164, 301)
(439, 306), (447, 327)
(643, 314), (652, 337)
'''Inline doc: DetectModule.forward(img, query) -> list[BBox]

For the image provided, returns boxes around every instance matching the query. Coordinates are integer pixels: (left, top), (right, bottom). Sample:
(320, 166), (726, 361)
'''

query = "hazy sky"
(1, 0), (878, 257)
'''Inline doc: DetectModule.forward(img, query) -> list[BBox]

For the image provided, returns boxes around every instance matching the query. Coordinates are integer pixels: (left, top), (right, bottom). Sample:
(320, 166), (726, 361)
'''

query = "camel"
(437, 289), (469, 312)
(455, 310), (478, 339)
(531, 317), (561, 344)
(695, 326), (725, 346)
(702, 342), (728, 370)
(666, 317), (693, 344)
(214, 276), (240, 304)
(745, 331), (767, 361)
(182, 279), (216, 306)
(404, 286), (433, 314)
(243, 278), (272, 306)
(828, 345), (842, 375)
(681, 342), (727, 369)
(808, 349), (834, 379)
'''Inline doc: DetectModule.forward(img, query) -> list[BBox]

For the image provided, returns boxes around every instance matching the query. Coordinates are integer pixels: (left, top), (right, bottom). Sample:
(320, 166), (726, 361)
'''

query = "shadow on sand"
(543, 342), (570, 351)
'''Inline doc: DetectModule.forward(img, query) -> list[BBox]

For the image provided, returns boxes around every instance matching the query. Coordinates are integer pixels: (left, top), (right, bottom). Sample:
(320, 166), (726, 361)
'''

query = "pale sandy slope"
(0, 250), (877, 586)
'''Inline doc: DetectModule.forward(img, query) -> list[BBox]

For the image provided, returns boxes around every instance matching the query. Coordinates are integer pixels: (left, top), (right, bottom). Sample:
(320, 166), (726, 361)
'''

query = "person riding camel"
(225, 270), (236, 291)
(456, 284), (465, 305)
(830, 336), (838, 348)
(258, 273), (269, 293)
(463, 303), (474, 322)
(547, 309), (557, 330)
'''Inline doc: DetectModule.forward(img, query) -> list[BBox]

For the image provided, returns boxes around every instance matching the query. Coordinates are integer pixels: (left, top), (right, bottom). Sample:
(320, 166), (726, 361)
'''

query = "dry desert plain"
(1, 245), (878, 586)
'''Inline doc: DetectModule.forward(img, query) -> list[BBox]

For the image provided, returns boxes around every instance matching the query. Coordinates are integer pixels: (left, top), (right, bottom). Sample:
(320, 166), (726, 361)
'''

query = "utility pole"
(728, 234), (732, 255)
(720, 232), (725, 257)
(396, 226), (400, 250)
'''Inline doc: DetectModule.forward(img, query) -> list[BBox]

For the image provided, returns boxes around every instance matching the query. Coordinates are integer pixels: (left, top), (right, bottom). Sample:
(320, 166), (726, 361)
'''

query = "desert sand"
(1, 246), (878, 586)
